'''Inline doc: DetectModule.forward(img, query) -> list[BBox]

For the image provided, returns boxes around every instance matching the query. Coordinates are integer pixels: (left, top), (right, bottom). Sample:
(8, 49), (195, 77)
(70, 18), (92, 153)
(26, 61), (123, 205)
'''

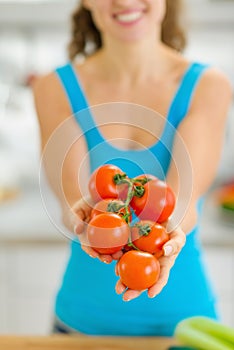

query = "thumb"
(163, 244), (174, 257)
(163, 227), (186, 257)
(62, 204), (86, 235)
(74, 217), (85, 235)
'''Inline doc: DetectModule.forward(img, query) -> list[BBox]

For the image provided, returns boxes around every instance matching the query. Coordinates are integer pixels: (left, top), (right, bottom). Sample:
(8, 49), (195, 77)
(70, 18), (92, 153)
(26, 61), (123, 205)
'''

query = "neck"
(95, 33), (167, 84)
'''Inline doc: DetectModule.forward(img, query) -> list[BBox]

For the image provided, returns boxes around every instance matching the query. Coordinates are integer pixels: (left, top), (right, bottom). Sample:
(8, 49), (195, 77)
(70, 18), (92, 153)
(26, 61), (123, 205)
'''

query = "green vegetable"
(175, 317), (234, 350)
(221, 202), (234, 211)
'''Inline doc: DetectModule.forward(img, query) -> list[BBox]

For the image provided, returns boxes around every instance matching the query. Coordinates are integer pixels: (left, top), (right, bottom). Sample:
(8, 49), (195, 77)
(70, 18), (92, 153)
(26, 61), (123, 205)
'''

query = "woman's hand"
(64, 197), (123, 263)
(115, 226), (186, 301)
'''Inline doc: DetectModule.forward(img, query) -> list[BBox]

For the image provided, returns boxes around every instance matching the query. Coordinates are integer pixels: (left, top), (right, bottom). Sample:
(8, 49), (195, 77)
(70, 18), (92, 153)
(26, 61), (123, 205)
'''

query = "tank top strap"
(55, 63), (88, 113)
(167, 62), (209, 128)
(55, 63), (103, 150)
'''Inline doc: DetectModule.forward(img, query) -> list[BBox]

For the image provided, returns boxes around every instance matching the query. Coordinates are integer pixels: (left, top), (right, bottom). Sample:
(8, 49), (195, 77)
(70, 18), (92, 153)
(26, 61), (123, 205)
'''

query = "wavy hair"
(68, 0), (186, 60)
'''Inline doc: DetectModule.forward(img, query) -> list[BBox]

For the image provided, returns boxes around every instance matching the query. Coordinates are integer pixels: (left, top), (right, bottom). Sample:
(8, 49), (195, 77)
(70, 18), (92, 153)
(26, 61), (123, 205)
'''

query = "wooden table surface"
(0, 335), (179, 350)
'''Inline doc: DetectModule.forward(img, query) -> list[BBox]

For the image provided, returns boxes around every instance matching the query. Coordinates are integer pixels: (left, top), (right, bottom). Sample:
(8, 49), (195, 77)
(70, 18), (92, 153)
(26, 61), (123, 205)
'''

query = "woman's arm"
(116, 68), (232, 301)
(33, 72), (88, 206)
(166, 67), (233, 234)
(33, 72), (121, 262)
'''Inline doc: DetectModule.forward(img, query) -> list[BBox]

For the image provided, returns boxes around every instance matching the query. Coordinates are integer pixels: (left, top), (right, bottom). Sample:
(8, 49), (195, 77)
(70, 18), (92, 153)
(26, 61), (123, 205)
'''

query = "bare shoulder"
(32, 71), (74, 147)
(190, 67), (233, 116)
(200, 67), (232, 94)
(32, 71), (71, 121)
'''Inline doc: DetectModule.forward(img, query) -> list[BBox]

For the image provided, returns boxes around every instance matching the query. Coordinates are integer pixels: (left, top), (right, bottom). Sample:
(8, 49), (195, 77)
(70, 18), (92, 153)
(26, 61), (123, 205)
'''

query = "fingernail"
(124, 298), (130, 302)
(149, 294), (156, 299)
(100, 258), (109, 264)
(164, 245), (173, 256)
(73, 224), (77, 234)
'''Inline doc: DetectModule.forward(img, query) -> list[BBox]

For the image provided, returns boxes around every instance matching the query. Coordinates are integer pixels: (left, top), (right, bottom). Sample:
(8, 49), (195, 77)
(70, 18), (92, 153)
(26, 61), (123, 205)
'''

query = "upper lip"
(113, 9), (145, 16)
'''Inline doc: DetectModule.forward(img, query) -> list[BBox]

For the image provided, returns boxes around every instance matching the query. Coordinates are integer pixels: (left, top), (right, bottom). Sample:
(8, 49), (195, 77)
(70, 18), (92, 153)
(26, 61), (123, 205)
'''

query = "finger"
(76, 230), (89, 245)
(163, 228), (186, 257)
(115, 262), (119, 276)
(115, 279), (127, 294)
(112, 250), (123, 260)
(74, 220), (85, 235)
(169, 226), (186, 242)
(72, 197), (94, 233)
(161, 220), (169, 229)
(62, 207), (85, 234)
(72, 196), (94, 215)
(164, 217), (176, 232)
(148, 263), (170, 298)
(165, 217), (182, 233)
(99, 254), (113, 264)
(81, 244), (99, 258)
(123, 289), (143, 302)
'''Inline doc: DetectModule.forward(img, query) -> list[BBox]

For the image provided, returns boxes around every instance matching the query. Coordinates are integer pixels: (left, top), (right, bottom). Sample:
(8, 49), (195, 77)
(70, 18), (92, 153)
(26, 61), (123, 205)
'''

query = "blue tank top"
(54, 62), (218, 336)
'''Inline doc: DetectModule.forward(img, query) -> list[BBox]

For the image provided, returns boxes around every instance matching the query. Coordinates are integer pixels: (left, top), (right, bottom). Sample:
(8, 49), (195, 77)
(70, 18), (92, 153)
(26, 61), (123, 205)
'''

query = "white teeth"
(115, 12), (142, 23)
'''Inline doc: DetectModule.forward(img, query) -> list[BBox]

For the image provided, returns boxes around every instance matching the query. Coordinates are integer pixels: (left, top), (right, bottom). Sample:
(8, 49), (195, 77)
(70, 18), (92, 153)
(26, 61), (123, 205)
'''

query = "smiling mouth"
(114, 11), (144, 24)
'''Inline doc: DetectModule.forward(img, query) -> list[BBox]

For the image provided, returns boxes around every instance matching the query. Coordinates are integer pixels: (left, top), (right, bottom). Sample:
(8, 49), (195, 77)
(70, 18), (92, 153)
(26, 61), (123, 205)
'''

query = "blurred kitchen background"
(0, 0), (234, 335)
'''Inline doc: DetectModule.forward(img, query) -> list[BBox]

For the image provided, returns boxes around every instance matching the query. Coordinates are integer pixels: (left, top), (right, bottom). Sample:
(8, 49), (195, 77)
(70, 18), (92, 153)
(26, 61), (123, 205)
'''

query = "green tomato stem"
(127, 240), (141, 251)
(135, 223), (151, 236)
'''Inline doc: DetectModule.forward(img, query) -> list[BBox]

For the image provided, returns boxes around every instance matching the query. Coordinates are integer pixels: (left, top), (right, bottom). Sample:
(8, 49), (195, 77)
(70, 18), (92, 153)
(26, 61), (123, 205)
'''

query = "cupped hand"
(67, 197), (123, 263)
(115, 226), (186, 301)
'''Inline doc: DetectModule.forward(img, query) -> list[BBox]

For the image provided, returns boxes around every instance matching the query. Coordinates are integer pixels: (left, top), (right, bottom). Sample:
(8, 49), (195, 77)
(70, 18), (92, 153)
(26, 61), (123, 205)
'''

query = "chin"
(111, 29), (151, 44)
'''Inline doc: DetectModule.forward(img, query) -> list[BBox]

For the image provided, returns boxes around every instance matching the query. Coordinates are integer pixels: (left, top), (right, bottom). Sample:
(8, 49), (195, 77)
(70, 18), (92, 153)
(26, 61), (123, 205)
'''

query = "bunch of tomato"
(85, 164), (176, 292)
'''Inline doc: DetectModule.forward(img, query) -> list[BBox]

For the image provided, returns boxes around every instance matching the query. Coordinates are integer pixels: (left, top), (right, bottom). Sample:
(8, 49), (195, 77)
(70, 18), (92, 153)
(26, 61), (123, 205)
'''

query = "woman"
(33, 0), (232, 336)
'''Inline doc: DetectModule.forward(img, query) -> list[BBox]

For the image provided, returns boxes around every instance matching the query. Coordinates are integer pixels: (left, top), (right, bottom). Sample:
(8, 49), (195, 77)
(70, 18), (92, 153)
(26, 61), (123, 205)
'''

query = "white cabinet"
(199, 196), (234, 328)
(0, 243), (69, 335)
(0, 247), (7, 333)
(203, 246), (234, 327)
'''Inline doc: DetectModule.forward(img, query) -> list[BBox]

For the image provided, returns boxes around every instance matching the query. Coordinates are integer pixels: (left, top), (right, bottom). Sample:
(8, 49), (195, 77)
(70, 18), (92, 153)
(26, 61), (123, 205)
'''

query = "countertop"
(0, 335), (178, 350)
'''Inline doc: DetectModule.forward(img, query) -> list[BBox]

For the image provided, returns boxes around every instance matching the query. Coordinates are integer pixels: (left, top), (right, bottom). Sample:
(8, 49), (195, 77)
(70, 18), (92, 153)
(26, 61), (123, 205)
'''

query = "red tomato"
(134, 174), (158, 183)
(117, 250), (160, 290)
(91, 198), (132, 223)
(87, 213), (130, 255)
(88, 164), (125, 203)
(130, 179), (176, 223)
(117, 174), (157, 203)
(131, 221), (169, 257)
